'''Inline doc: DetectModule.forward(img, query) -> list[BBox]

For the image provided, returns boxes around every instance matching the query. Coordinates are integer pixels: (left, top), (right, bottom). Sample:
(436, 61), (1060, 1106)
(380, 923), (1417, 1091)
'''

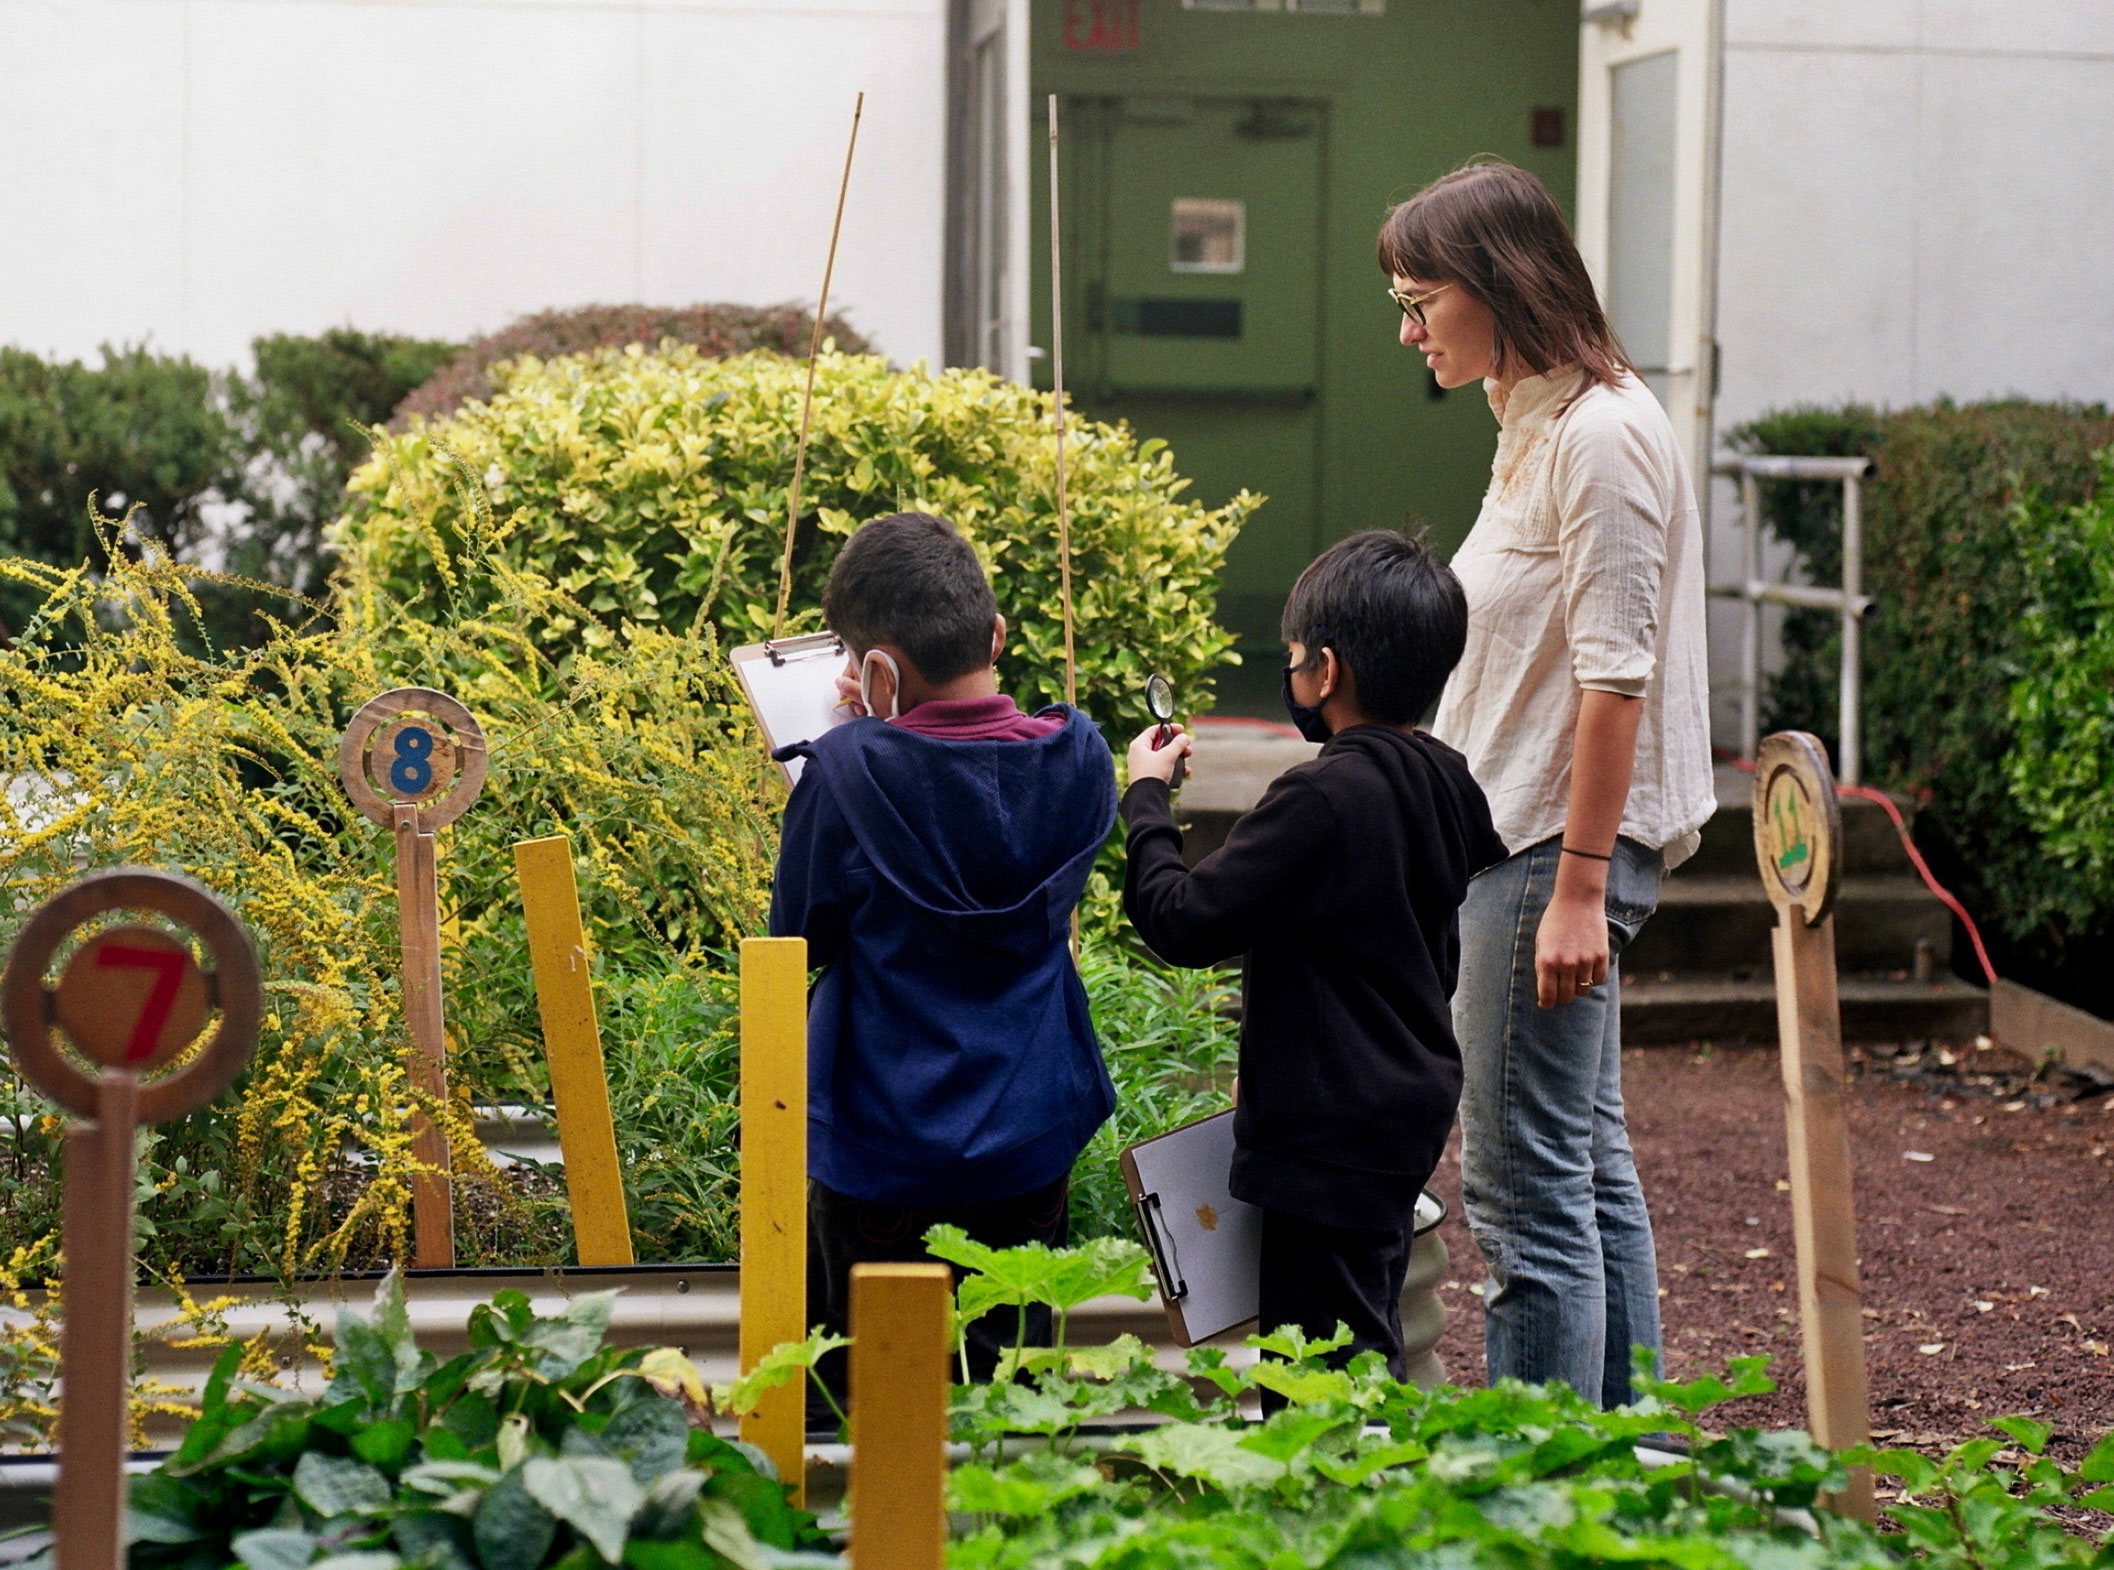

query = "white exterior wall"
(1705, 0), (2114, 743)
(0, 0), (948, 371)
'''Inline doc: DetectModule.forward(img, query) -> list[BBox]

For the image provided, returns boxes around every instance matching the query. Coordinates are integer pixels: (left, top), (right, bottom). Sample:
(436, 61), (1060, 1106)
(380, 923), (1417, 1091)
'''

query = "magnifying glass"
(1145, 672), (1187, 788)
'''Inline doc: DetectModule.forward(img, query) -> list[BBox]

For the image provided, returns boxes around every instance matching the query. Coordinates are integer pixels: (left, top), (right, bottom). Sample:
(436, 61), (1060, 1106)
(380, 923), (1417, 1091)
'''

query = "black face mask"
(1282, 666), (1332, 743)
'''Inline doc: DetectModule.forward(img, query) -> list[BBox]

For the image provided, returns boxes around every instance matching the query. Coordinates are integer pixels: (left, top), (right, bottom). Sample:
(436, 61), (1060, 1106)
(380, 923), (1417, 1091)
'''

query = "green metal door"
(1061, 96), (1326, 644)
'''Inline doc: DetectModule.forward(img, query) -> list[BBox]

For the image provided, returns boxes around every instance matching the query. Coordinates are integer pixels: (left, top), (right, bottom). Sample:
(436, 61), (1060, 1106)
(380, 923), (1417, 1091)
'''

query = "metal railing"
(1709, 454), (1873, 786)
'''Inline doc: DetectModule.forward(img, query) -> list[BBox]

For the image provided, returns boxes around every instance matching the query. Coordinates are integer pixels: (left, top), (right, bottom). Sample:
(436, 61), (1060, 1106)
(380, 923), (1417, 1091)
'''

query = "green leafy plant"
(335, 344), (1252, 743)
(1070, 944), (1239, 1242)
(2006, 450), (2114, 923)
(93, 1273), (825, 1570)
(1732, 401), (2114, 1016)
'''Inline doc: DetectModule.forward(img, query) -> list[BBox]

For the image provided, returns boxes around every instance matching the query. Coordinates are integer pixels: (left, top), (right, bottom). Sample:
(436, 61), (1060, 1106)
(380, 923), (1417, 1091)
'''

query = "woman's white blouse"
(1430, 366), (1716, 868)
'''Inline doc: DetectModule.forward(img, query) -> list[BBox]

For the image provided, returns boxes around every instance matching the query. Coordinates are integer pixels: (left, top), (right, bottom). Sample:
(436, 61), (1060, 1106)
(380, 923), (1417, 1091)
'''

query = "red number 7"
(97, 943), (188, 1063)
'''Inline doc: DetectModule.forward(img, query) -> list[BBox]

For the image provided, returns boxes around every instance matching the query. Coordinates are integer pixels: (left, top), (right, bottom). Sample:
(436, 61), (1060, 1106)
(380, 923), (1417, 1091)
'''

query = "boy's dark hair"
(822, 511), (999, 682)
(1281, 531), (1467, 725)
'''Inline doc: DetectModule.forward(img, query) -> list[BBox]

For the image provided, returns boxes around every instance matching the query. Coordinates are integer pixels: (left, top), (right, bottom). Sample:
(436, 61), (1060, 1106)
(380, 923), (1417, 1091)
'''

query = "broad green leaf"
(2080, 1431), (2114, 1483)
(1246, 1323), (1354, 1363)
(1245, 1361), (1352, 1408)
(1132, 1422), (1288, 1492)
(523, 1291), (621, 1379)
(630, 1470), (707, 1541)
(1238, 1409), (1341, 1464)
(523, 1456), (645, 1564)
(309, 1555), (402, 1570)
(401, 1462), (503, 1495)
(601, 1395), (692, 1483)
(1991, 1416), (2054, 1455)
(126, 1506), (207, 1547)
(473, 1468), (556, 1570)
(392, 1510), (479, 1570)
(711, 1331), (847, 1418)
(232, 1528), (320, 1570)
(947, 1456), (1106, 1516)
(293, 1453), (393, 1519)
(352, 1419), (418, 1471)
(697, 1498), (768, 1570)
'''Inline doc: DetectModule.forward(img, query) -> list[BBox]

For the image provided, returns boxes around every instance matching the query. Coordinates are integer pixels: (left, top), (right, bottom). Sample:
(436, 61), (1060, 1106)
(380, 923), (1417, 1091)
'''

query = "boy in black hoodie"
(1121, 530), (1505, 1379)
(769, 511), (1118, 1413)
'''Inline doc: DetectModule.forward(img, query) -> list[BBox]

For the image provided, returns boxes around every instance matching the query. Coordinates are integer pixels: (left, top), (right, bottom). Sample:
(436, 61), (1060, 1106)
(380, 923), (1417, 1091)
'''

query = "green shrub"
(392, 301), (875, 425)
(338, 345), (1251, 744)
(222, 328), (460, 603)
(1731, 401), (2114, 1014)
(0, 344), (235, 639)
(2007, 452), (2114, 927)
(0, 331), (458, 653)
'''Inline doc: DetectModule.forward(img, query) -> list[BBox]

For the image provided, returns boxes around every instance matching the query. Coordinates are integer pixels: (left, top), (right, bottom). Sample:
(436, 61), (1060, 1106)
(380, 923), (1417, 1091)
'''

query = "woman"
(1376, 161), (1714, 1406)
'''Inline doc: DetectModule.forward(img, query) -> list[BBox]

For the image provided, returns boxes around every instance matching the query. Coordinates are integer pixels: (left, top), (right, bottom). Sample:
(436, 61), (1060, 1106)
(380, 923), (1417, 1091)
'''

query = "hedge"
(1731, 400), (2114, 1016)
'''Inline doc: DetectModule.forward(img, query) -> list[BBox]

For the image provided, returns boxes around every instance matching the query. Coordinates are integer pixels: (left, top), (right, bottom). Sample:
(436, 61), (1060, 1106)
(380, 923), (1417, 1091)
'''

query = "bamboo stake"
(1046, 92), (1078, 708)
(739, 936), (810, 1501)
(772, 92), (866, 639)
(55, 1071), (137, 1570)
(515, 835), (632, 1267)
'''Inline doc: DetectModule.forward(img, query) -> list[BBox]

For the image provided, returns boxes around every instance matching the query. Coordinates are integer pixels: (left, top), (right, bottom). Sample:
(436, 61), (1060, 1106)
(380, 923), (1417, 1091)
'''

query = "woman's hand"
(1535, 886), (1609, 1007)
(1126, 723), (1193, 787)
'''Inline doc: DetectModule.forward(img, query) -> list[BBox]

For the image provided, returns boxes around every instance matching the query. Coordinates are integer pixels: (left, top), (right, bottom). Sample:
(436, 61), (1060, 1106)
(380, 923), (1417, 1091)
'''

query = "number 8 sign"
(338, 688), (487, 829)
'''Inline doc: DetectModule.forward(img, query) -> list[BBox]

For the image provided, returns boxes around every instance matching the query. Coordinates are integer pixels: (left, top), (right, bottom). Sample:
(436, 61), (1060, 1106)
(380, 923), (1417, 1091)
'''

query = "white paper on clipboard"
(1119, 1110), (1260, 1345)
(730, 633), (853, 786)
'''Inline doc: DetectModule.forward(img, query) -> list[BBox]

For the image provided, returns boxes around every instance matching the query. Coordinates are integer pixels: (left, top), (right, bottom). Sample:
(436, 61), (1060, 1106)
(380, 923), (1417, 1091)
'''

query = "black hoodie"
(1122, 725), (1505, 1229)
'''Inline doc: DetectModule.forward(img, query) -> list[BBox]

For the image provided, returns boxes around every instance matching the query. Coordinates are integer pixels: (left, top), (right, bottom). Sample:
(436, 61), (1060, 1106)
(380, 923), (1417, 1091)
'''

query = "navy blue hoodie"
(768, 708), (1118, 1204)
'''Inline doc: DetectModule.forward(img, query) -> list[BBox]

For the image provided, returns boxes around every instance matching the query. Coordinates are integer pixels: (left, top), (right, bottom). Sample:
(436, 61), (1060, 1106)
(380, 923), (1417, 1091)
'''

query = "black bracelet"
(1561, 845), (1613, 862)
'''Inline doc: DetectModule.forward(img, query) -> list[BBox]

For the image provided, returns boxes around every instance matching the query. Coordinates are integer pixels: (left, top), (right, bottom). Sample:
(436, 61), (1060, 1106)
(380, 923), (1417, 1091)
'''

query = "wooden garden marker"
(1, 870), (261, 1570)
(514, 835), (632, 1267)
(1753, 731), (1874, 1522)
(739, 936), (809, 1499)
(340, 687), (488, 1270)
(849, 1263), (951, 1570)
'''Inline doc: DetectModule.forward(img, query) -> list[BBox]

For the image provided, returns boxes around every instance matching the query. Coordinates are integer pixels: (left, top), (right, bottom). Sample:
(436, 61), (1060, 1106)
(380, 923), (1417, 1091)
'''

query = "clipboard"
(1119, 1109), (1259, 1346)
(1121, 1112), (1452, 1347)
(730, 632), (852, 786)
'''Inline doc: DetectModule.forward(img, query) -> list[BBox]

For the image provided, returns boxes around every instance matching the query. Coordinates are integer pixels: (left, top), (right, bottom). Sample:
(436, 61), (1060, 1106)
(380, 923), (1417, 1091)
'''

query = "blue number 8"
(389, 726), (435, 795)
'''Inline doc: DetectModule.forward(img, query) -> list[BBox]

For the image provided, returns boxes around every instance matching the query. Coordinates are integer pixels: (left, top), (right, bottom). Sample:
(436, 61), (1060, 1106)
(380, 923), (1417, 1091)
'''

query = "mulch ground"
(1425, 1039), (2114, 1458)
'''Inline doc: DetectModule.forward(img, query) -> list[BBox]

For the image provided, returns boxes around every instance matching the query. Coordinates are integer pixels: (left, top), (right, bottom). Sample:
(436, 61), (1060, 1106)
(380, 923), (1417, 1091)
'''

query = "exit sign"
(1064, 0), (1141, 52)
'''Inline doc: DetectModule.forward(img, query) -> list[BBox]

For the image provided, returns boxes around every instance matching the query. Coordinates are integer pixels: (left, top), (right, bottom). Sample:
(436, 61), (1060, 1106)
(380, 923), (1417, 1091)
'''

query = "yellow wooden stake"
(515, 835), (633, 1267)
(850, 1264), (951, 1570)
(740, 936), (809, 1500)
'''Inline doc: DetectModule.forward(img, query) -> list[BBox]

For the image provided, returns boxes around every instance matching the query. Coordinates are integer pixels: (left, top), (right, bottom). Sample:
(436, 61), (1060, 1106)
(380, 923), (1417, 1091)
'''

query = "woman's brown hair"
(1376, 160), (1631, 390)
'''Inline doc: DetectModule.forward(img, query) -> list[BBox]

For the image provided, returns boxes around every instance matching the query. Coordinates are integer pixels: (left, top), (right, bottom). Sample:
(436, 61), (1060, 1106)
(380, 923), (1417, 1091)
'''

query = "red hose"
(1718, 749), (1999, 987)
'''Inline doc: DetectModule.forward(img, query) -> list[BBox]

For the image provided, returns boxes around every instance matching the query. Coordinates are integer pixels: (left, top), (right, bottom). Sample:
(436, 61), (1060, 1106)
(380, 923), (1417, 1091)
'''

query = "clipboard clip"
(762, 633), (844, 667)
(1133, 1191), (1188, 1302)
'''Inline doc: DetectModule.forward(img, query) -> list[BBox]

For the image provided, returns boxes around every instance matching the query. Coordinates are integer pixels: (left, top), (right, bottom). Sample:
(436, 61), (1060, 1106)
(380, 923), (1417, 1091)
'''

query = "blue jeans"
(1453, 835), (1664, 1406)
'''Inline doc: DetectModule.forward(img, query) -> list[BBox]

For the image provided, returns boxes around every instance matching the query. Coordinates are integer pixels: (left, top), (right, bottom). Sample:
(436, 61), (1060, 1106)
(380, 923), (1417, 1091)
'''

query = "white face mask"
(858, 649), (902, 722)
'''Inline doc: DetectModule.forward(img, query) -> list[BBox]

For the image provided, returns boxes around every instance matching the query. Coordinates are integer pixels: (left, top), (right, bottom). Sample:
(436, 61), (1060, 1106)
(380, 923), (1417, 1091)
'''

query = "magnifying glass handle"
(1170, 752), (1187, 789)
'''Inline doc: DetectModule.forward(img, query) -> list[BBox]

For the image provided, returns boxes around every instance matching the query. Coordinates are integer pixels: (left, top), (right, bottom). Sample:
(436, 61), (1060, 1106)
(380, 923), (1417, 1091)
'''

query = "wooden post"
(516, 835), (633, 1267)
(1753, 732), (1874, 1522)
(56, 1070), (137, 1570)
(340, 689), (487, 1272)
(849, 1263), (951, 1570)
(1, 870), (261, 1570)
(739, 936), (809, 1499)
(395, 804), (454, 1269)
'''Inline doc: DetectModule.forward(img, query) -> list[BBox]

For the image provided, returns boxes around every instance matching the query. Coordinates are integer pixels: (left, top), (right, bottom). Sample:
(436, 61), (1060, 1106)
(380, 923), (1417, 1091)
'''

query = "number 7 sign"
(54, 929), (210, 1073)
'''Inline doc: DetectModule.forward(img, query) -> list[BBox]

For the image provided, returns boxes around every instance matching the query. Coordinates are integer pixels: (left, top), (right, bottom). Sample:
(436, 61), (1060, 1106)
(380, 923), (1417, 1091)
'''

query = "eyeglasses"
(1388, 282), (1452, 326)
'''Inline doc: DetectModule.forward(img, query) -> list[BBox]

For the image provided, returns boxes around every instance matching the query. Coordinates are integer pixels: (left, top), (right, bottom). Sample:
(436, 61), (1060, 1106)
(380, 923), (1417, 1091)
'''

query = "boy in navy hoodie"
(769, 511), (1118, 1410)
(1121, 531), (1505, 1387)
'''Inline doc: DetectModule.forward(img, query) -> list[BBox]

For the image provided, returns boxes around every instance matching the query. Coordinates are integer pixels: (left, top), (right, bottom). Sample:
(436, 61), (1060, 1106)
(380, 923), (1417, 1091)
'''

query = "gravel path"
(1424, 1039), (2114, 1456)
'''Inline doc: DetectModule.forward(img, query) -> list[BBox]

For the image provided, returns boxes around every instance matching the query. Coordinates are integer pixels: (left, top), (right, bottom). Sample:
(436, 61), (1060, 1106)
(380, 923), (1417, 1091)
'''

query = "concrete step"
(1628, 874), (1952, 975)
(1619, 973), (1989, 1046)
